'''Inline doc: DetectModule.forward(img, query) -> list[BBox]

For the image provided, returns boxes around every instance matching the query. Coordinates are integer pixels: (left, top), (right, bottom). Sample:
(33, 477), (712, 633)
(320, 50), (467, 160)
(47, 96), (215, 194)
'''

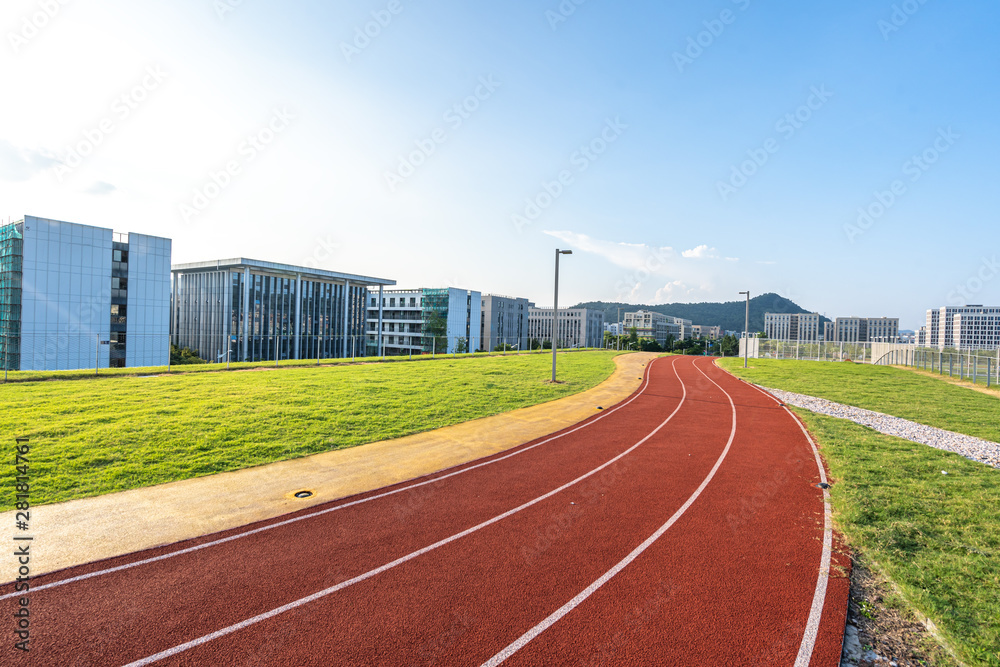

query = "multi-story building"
(604, 321), (625, 336)
(528, 307), (605, 348)
(480, 294), (529, 351)
(0, 215), (171, 371)
(624, 310), (671, 346)
(823, 321), (835, 342)
(690, 325), (722, 339)
(666, 315), (693, 341)
(865, 317), (899, 342)
(366, 287), (482, 355)
(764, 312), (821, 341)
(925, 305), (1000, 350)
(171, 258), (394, 363)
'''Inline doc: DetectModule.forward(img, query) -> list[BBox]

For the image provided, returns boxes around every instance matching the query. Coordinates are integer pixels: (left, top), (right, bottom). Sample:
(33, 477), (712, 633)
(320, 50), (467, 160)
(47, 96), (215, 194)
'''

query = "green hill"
(573, 293), (828, 333)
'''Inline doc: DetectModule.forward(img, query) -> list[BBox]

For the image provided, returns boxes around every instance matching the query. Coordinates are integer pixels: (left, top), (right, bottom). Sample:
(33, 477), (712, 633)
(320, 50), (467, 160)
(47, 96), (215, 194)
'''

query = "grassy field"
(720, 358), (999, 666)
(717, 358), (1000, 443)
(1, 351), (620, 511)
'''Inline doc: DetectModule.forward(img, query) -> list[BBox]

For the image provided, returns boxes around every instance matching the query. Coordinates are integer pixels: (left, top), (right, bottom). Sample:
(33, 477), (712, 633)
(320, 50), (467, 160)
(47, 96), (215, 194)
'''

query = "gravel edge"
(758, 386), (1000, 469)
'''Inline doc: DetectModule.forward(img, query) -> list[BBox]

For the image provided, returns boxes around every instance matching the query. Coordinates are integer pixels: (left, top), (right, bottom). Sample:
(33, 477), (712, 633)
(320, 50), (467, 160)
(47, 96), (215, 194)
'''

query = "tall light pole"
(552, 249), (573, 382)
(739, 290), (750, 368)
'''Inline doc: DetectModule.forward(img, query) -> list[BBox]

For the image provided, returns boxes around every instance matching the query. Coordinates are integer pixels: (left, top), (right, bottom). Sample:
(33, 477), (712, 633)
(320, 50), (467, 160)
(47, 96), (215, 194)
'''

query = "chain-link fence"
(1, 332), (605, 381)
(742, 338), (1000, 387)
(873, 346), (1000, 387)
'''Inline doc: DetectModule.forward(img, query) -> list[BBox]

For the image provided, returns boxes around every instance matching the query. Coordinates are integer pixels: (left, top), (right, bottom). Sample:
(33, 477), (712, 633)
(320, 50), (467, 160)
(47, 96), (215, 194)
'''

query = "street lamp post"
(739, 290), (750, 369)
(552, 249), (573, 382)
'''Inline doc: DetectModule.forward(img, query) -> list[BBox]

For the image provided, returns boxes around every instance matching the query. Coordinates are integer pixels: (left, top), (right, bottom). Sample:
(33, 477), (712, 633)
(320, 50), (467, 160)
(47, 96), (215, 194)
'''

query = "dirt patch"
(840, 554), (955, 666)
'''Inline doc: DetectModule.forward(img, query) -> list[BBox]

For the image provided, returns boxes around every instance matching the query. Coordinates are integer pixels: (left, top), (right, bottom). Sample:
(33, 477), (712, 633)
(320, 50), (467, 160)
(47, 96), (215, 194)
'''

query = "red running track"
(3, 356), (849, 666)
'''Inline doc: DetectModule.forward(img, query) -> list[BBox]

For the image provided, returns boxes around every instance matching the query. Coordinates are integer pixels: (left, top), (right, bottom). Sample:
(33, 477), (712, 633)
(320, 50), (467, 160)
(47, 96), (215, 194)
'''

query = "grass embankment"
(720, 358), (1000, 667)
(0, 351), (620, 511)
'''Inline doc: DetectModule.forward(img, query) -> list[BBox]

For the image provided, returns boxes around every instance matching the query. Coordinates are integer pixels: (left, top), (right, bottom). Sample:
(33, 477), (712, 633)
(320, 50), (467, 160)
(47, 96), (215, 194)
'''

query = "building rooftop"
(171, 257), (395, 286)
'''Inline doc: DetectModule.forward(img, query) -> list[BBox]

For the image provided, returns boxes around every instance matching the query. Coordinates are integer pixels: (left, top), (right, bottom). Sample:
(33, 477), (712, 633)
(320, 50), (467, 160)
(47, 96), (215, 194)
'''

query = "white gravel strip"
(760, 386), (1000, 469)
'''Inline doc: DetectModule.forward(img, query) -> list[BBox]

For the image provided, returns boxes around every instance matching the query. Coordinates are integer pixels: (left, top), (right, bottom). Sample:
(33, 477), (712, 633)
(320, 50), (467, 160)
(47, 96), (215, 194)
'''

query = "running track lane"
(3, 356), (849, 665)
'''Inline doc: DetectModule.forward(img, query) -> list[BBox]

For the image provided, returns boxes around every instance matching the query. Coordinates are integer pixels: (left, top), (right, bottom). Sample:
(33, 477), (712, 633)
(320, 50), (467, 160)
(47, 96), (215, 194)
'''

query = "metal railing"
(874, 346), (1000, 387)
(742, 338), (1000, 388)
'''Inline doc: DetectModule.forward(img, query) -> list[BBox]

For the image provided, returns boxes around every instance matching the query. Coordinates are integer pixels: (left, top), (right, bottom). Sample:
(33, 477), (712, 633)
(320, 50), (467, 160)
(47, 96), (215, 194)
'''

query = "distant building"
(764, 312), (821, 342)
(690, 325), (722, 339)
(604, 321), (625, 336)
(528, 307), (604, 348)
(925, 305), (1000, 351)
(172, 258), (394, 363)
(665, 315), (693, 341)
(1, 215), (171, 371)
(823, 321), (835, 342)
(916, 327), (927, 346)
(624, 310), (670, 346)
(480, 294), (529, 351)
(366, 287), (481, 355)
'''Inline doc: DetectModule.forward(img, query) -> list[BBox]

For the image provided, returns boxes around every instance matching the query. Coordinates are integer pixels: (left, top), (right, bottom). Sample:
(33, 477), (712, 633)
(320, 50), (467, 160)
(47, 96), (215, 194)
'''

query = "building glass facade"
(172, 259), (393, 363)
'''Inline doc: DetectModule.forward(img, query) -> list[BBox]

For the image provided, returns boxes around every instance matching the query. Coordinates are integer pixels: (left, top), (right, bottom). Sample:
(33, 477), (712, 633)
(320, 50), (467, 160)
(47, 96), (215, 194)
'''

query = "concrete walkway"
(8, 352), (656, 579)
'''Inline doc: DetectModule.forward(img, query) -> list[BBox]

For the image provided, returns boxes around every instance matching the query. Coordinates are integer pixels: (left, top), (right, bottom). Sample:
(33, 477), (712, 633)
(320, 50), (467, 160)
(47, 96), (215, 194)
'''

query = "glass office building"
(0, 216), (171, 371)
(171, 258), (395, 363)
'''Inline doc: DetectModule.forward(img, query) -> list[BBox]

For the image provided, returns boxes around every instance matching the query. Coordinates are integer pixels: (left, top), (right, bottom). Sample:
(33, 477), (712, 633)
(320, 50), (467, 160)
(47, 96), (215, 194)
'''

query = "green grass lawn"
(717, 358), (1000, 443)
(1, 351), (620, 511)
(796, 410), (1000, 667)
(719, 358), (999, 666)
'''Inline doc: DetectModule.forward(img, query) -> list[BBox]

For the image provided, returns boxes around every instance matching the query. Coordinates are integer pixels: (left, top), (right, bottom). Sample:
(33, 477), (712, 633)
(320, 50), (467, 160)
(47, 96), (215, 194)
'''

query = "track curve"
(4, 356), (849, 666)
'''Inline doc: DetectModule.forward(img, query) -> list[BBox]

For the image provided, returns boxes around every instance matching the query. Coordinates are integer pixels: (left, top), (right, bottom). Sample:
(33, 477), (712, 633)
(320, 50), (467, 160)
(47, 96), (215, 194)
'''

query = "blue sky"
(2, 0), (997, 329)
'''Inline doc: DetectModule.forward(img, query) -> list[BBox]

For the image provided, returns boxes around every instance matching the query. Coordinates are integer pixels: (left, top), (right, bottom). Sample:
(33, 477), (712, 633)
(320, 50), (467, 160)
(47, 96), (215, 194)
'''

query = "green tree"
(170, 344), (207, 365)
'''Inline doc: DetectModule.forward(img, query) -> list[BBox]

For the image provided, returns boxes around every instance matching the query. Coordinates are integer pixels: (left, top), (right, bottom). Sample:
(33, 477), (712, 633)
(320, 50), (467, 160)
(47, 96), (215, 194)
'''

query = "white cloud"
(681, 244), (719, 259)
(0, 141), (59, 182)
(84, 181), (117, 196)
(543, 230), (675, 270)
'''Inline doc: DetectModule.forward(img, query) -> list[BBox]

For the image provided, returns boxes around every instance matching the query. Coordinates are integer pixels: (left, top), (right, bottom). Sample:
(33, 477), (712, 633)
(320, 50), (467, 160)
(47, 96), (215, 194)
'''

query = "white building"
(480, 294), (529, 351)
(528, 307), (605, 348)
(764, 312), (821, 342)
(829, 316), (898, 343)
(925, 305), (1000, 351)
(690, 324), (722, 339)
(624, 310), (671, 346)
(1, 215), (171, 371)
(605, 321), (625, 336)
(366, 287), (481, 355)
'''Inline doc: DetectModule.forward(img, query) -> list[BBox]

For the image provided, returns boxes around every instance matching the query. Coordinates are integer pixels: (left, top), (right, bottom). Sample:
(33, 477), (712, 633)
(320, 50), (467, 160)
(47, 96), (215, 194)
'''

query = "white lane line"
(0, 358), (661, 600)
(728, 373), (834, 667)
(121, 359), (689, 667)
(481, 357), (737, 667)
